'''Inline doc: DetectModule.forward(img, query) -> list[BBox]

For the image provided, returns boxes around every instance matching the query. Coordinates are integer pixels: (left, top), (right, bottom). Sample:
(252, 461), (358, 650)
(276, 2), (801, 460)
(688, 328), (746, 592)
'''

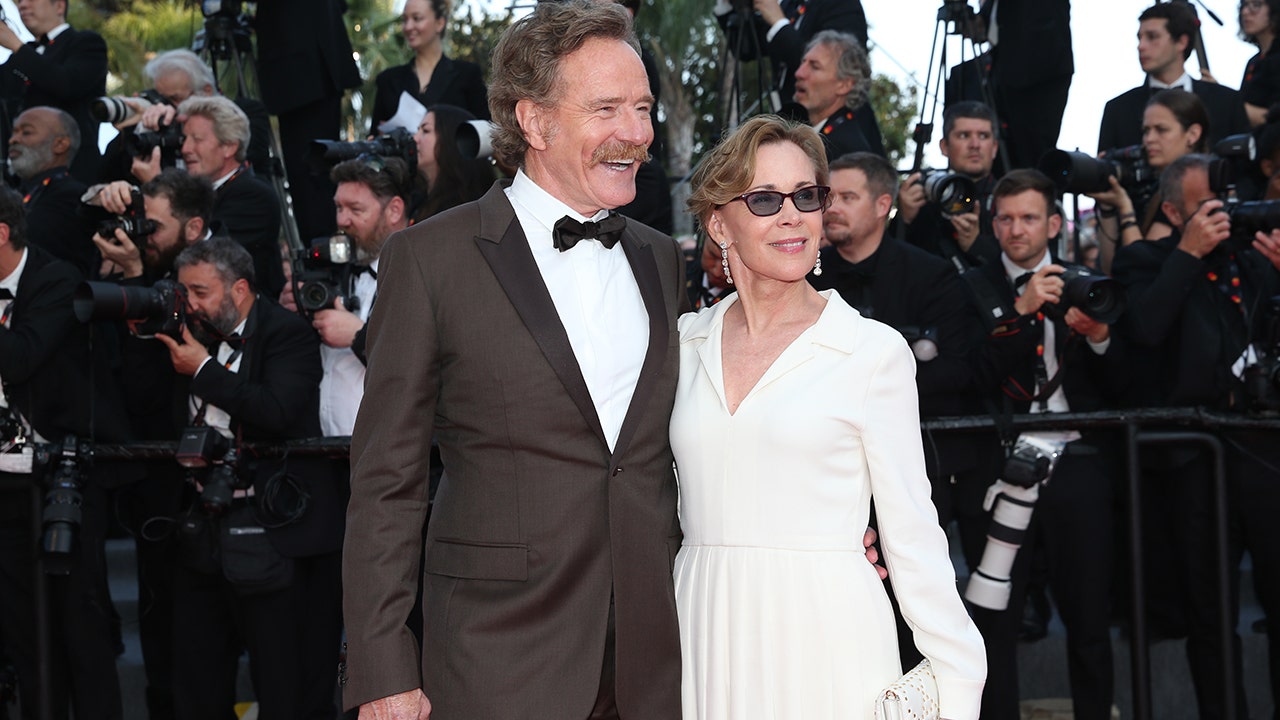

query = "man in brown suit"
(340, 2), (684, 718)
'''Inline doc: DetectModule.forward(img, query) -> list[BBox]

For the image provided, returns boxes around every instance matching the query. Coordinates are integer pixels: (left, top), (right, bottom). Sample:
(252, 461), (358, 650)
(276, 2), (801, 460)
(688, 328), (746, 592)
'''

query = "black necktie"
(553, 214), (626, 252)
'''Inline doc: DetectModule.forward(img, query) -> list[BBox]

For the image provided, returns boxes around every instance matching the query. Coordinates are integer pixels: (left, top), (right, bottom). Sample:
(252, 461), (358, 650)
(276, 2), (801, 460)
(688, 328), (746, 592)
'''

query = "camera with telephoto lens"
(917, 169), (978, 218)
(1038, 145), (1156, 195)
(1205, 133), (1280, 251)
(292, 234), (360, 315)
(97, 188), (158, 245)
(127, 121), (185, 168)
(36, 436), (91, 561)
(307, 128), (416, 173)
(73, 278), (188, 340)
(1039, 265), (1126, 324)
(91, 88), (167, 125)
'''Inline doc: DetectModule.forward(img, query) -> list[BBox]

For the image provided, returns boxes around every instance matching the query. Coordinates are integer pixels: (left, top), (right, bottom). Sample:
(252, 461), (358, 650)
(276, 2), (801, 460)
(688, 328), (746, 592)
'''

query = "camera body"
(292, 234), (359, 315)
(1040, 265), (1126, 324)
(918, 169), (978, 218)
(200, 448), (247, 516)
(97, 188), (159, 246)
(307, 128), (416, 173)
(127, 122), (185, 168)
(1038, 145), (1156, 195)
(74, 278), (188, 340)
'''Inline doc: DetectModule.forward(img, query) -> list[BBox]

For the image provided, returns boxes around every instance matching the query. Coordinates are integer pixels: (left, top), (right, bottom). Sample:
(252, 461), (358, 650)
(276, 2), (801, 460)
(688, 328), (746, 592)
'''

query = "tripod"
(717, 5), (783, 133)
(1160, 0), (1225, 78)
(909, 0), (1007, 173)
(192, 6), (303, 253)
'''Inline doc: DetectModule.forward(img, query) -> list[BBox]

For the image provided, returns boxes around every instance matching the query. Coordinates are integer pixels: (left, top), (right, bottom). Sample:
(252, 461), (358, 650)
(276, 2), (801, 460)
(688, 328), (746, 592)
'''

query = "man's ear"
(183, 217), (205, 244)
(385, 196), (406, 227)
(1047, 212), (1063, 240)
(1162, 200), (1183, 228)
(516, 99), (549, 152)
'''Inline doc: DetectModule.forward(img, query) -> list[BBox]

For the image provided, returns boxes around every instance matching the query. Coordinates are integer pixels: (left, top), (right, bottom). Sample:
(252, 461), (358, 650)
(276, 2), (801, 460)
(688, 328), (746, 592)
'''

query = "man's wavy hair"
(487, 0), (639, 168)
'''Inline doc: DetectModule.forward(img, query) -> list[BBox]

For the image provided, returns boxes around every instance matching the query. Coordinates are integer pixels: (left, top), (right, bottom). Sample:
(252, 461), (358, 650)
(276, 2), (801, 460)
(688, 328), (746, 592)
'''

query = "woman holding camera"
(370, 0), (489, 132)
(410, 104), (495, 223)
(1091, 89), (1209, 270)
(1240, 0), (1280, 127)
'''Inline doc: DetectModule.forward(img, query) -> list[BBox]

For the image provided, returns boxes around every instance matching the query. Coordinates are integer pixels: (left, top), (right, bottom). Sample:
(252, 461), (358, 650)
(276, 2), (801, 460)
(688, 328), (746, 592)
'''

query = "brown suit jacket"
(342, 181), (684, 718)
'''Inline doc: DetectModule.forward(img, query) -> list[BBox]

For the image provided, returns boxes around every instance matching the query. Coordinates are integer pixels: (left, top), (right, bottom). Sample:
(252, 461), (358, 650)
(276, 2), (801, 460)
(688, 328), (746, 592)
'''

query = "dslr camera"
(307, 128), (416, 173)
(1206, 133), (1280, 251)
(1038, 145), (1156, 195)
(37, 436), (91, 561)
(916, 169), (978, 218)
(176, 426), (246, 515)
(1041, 265), (1126, 324)
(74, 278), (188, 339)
(97, 188), (158, 246)
(291, 234), (360, 315)
(127, 121), (185, 168)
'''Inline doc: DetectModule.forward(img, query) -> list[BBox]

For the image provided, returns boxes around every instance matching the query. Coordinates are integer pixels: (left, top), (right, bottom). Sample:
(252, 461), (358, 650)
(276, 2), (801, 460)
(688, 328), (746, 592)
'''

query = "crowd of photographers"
(0, 0), (1278, 718)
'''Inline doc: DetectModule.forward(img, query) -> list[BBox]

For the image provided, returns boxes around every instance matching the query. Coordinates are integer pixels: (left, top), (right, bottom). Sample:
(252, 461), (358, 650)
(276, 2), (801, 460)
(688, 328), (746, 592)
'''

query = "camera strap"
(19, 169), (69, 208)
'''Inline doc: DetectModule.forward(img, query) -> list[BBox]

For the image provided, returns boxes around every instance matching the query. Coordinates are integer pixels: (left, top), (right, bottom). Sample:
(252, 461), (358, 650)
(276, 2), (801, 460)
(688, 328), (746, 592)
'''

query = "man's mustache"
(590, 142), (650, 166)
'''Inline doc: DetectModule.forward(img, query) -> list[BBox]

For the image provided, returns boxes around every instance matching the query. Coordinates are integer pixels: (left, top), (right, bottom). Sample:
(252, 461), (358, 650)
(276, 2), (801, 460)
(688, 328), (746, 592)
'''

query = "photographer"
(960, 170), (1127, 720)
(98, 49), (271, 186)
(0, 184), (130, 720)
(87, 169), (217, 282)
(896, 101), (1001, 272)
(0, 0), (107, 183)
(9, 106), (97, 278)
(1111, 153), (1280, 719)
(134, 95), (284, 298)
(1098, 3), (1249, 153)
(155, 237), (341, 720)
(792, 30), (882, 160)
(714, 0), (866, 105)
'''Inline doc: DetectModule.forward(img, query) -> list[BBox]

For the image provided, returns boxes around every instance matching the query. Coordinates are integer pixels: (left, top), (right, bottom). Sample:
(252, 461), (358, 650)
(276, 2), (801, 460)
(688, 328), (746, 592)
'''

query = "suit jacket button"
(613, 466), (623, 476)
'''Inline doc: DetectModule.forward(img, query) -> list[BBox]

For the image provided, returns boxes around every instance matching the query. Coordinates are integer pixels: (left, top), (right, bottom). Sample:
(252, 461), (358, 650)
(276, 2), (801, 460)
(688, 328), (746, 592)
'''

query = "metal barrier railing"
(8, 407), (1278, 719)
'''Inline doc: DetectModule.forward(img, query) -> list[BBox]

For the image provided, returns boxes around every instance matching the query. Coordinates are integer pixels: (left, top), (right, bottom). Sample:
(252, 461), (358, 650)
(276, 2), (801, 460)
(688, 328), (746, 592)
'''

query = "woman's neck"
(414, 43), (444, 76)
(1260, 30), (1276, 56)
(731, 278), (825, 337)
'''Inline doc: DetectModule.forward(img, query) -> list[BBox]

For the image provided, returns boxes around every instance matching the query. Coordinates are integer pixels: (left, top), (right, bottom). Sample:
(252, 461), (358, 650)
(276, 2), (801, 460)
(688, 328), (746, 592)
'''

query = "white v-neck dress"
(669, 290), (986, 720)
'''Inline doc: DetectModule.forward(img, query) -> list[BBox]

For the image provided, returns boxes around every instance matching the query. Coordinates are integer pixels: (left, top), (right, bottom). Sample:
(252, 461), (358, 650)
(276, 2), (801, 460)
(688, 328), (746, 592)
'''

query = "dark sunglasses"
(725, 185), (831, 217)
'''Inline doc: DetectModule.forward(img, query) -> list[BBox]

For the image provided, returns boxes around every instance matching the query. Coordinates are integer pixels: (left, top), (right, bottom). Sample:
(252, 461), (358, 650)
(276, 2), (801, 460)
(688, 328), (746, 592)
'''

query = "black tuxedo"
(253, 0), (362, 239)
(718, 0), (867, 103)
(170, 295), (344, 720)
(0, 246), (128, 720)
(960, 257), (1126, 720)
(1112, 235), (1280, 719)
(0, 27), (107, 183)
(982, 0), (1073, 170)
(371, 57), (490, 129)
(1098, 79), (1250, 153)
(213, 168), (284, 298)
(20, 165), (96, 278)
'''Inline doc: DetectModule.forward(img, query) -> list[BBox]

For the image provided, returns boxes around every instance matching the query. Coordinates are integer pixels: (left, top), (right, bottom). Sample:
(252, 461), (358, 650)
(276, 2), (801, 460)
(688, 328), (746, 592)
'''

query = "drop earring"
(813, 253), (822, 276)
(720, 241), (733, 285)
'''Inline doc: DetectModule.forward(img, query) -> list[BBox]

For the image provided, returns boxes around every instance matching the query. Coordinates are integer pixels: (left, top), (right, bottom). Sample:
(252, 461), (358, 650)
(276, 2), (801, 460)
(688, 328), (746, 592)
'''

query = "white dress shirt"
(506, 170), (648, 450)
(0, 249), (28, 415)
(191, 317), (248, 440)
(319, 258), (378, 436)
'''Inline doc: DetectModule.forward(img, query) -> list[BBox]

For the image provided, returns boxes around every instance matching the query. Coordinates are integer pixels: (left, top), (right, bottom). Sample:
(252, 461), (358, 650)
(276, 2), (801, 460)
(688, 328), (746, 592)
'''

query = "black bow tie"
(1012, 271), (1034, 290)
(552, 213), (626, 252)
(35, 35), (50, 47)
(352, 264), (377, 279)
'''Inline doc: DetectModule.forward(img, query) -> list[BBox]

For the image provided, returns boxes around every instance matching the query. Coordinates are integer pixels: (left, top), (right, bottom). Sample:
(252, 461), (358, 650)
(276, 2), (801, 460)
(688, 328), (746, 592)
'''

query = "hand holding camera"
(1064, 307), (1110, 344)
(1013, 264), (1065, 317)
(897, 173), (928, 225)
(1178, 198), (1231, 259)
(1253, 229), (1280, 269)
(91, 227), (144, 280)
(311, 297), (363, 349)
(140, 104), (179, 133)
(156, 323), (211, 376)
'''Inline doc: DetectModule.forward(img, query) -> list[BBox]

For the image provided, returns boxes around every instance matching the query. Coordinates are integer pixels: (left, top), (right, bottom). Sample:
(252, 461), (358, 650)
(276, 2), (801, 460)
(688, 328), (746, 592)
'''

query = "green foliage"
(343, 0), (403, 137)
(869, 72), (918, 169)
(448, 1), (513, 78)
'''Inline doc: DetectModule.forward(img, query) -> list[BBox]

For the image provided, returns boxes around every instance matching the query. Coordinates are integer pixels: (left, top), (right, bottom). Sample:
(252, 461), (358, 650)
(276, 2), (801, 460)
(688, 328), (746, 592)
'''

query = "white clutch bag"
(874, 659), (940, 720)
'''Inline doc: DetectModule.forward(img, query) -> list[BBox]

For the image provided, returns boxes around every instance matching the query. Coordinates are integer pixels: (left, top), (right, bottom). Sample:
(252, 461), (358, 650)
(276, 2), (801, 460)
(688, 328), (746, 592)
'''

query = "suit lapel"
(611, 229), (669, 462)
(472, 185), (607, 445)
(421, 56), (457, 107)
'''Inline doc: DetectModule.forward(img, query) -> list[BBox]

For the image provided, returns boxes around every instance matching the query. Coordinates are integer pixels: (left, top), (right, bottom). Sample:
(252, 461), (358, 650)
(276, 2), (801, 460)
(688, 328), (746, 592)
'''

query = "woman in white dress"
(672, 115), (987, 720)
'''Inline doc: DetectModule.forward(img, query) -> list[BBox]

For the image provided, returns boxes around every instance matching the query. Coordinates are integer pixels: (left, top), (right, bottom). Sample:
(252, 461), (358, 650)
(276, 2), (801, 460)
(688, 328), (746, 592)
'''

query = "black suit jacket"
(371, 57), (490, 129)
(177, 296), (340, 557)
(818, 108), (872, 160)
(21, 166), (96, 278)
(962, 258), (1128, 416)
(214, 169), (284, 298)
(0, 28), (108, 182)
(1111, 233), (1280, 410)
(0, 246), (130, 442)
(810, 238), (986, 475)
(252, 0), (361, 116)
(984, 0), (1073, 90)
(1097, 79), (1251, 152)
(719, 0), (867, 102)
